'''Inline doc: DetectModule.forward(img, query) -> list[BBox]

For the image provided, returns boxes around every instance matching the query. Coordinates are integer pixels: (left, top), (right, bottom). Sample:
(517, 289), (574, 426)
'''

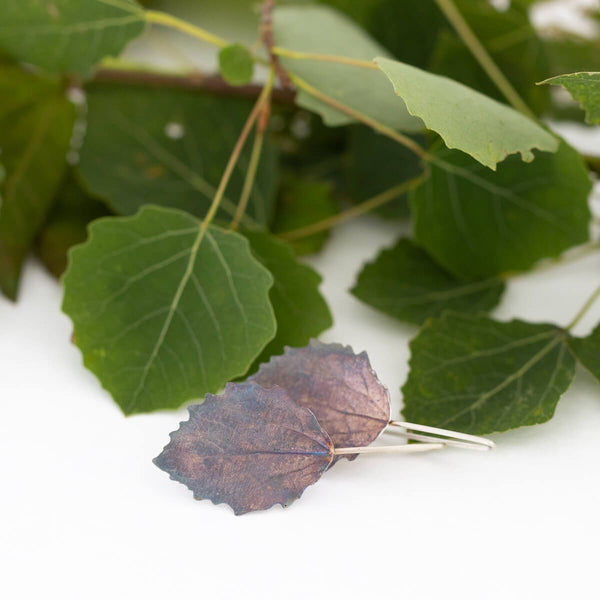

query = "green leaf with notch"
(62, 205), (276, 414)
(411, 140), (592, 279)
(272, 5), (423, 133)
(351, 238), (505, 325)
(78, 83), (278, 227)
(0, 0), (146, 76)
(402, 313), (575, 434)
(242, 229), (332, 375)
(539, 72), (600, 124)
(0, 61), (75, 300)
(375, 56), (558, 169)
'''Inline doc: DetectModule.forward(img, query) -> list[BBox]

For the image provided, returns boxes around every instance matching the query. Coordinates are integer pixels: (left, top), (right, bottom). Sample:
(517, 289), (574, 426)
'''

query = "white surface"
(2, 206), (600, 599)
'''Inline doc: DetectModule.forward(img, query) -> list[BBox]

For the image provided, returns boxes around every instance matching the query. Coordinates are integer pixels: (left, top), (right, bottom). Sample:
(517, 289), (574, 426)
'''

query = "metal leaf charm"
(153, 382), (333, 515)
(250, 340), (390, 457)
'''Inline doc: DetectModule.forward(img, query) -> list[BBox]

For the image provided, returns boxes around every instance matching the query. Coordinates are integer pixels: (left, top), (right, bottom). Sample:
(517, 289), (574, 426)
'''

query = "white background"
(2, 1), (600, 599)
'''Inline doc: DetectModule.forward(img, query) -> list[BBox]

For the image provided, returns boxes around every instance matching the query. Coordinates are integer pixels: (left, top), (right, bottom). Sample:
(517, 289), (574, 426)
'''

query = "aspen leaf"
(0, 0), (146, 76)
(540, 72), (600, 124)
(154, 382), (334, 515)
(251, 340), (390, 454)
(402, 313), (576, 435)
(62, 206), (276, 414)
(375, 56), (558, 169)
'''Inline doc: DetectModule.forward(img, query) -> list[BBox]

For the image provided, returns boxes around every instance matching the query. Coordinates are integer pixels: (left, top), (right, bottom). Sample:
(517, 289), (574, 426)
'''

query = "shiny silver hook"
(388, 420), (496, 451)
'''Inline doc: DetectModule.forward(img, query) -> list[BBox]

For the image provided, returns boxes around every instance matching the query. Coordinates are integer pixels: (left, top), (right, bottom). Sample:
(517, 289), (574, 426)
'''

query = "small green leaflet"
(402, 313), (576, 435)
(242, 230), (332, 374)
(411, 140), (591, 279)
(272, 5), (423, 132)
(0, 61), (75, 300)
(218, 44), (254, 86)
(78, 83), (278, 227)
(375, 56), (558, 169)
(351, 238), (505, 325)
(539, 72), (600, 124)
(0, 0), (146, 76)
(62, 206), (276, 415)
(271, 175), (338, 255)
(568, 323), (600, 384)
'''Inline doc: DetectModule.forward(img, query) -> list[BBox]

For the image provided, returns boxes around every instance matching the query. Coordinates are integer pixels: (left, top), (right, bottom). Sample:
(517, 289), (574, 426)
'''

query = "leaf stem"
(278, 175), (426, 241)
(271, 47), (379, 70)
(432, 0), (535, 119)
(202, 74), (274, 229)
(566, 283), (600, 331)
(231, 70), (275, 230)
(145, 10), (229, 48)
(287, 72), (429, 161)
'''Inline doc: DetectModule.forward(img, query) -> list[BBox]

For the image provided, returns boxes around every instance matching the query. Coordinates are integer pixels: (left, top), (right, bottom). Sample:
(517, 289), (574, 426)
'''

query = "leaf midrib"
(127, 221), (209, 411)
(437, 331), (565, 427)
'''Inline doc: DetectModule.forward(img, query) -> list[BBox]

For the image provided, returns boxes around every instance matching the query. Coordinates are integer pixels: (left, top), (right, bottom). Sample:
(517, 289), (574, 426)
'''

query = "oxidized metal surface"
(153, 382), (333, 515)
(251, 340), (390, 457)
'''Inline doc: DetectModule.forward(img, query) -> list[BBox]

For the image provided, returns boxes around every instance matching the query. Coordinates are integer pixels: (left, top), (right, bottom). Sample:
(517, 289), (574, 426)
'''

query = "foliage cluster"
(1, 0), (600, 436)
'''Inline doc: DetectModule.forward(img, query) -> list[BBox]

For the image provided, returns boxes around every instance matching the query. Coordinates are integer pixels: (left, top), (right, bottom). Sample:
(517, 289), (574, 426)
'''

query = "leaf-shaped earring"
(154, 381), (445, 514)
(250, 339), (494, 457)
(154, 342), (495, 514)
(250, 339), (390, 460)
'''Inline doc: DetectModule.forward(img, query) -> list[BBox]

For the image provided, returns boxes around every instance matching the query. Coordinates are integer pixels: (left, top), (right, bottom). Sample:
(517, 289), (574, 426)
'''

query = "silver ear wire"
(387, 421), (496, 451)
(334, 442), (445, 456)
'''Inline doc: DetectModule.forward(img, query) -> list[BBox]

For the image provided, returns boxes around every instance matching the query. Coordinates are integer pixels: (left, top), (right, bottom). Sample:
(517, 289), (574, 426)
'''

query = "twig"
(145, 10), (229, 48)
(433, 0), (535, 119)
(231, 70), (275, 230)
(278, 175), (426, 241)
(287, 72), (429, 161)
(271, 47), (379, 70)
(566, 282), (600, 331)
(92, 67), (296, 104)
(260, 0), (292, 88)
(204, 78), (274, 227)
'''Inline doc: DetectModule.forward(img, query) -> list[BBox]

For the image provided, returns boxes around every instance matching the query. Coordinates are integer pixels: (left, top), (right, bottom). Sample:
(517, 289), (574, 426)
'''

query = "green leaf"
(351, 238), (505, 325)
(218, 43), (254, 86)
(272, 5), (423, 133)
(402, 313), (576, 434)
(568, 324), (600, 384)
(0, 62), (75, 300)
(375, 56), (558, 169)
(242, 230), (332, 374)
(271, 175), (338, 255)
(0, 0), (146, 76)
(539, 72), (600, 125)
(62, 205), (276, 414)
(411, 140), (592, 279)
(429, 0), (551, 116)
(78, 82), (278, 226)
(36, 172), (111, 278)
(346, 125), (423, 219)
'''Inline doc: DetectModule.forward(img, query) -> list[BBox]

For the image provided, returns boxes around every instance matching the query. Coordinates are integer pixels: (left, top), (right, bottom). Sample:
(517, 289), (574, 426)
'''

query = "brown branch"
(260, 0), (291, 89)
(91, 68), (296, 105)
